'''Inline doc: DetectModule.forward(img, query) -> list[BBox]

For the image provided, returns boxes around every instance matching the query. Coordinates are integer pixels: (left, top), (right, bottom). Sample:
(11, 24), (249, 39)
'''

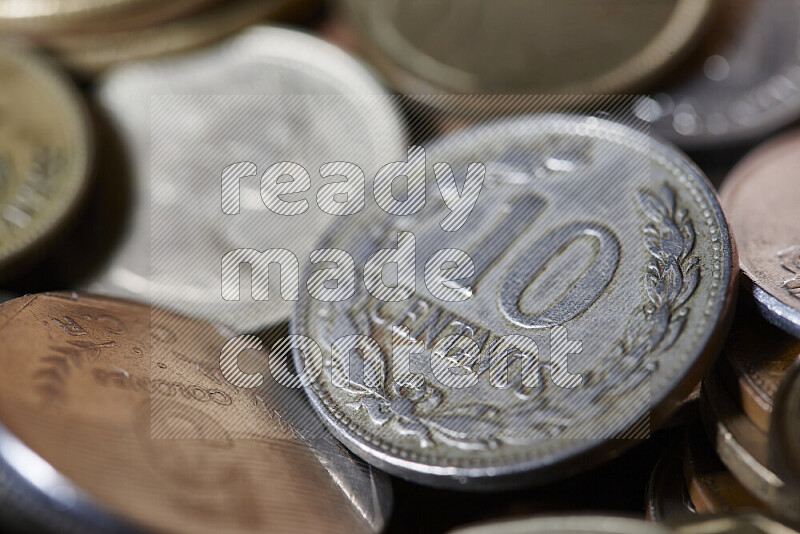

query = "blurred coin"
(717, 303), (800, 432)
(770, 358), (800, 496)
(0, 0), (218, 35)
(45, 0), (322, 76)
(684, 423), (765, 514)
(0, 292), (391, 533)
(632, 0), (800, 149)
(294, 114), (736, 489)
(339, 0), (712, 103)
(669, 513), (800, 534)
(701, 370), (799, 524)
(448, 515), (672, 534)
(646, 446), (695, 521)
(0, 45), (91, 277)
(91, 26), (404, 330)
(720, 130), (800, 337)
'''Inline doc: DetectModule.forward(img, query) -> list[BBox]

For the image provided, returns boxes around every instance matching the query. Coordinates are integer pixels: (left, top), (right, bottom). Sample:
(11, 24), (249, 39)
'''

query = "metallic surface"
(0, 292), (392, 533)
(684, 423), (765, 514)
(48, 0), (321, 75)
(770, 358), (800, 497)
(646, 446), (695, 521)
(669, 513), (800, 534)
(0, 45), (91, 275)
(632, 0), (800, 148)
(340, 0), (712, 97)
(701, 370), (799, 524)
(720, 129), (800, 338)
(448, 515), (672, 534)
(294, 115), (736, 489)
(91, 26), (404, 330)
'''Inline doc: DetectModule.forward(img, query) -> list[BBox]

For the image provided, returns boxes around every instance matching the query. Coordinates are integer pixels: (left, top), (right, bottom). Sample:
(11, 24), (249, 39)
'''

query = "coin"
(340, 0), (713, 100)
(91, 26), (404, 330)
(669, 513), (800, 534)
(294, 114), (736, 489)
(770, 358), (800, 497)
(0, 45), (91, 277)
(646, 446), (695, 521)
(719, 129), (800, 338)
(631, 0), (800, 148)
(700, 369), (799, 524)
(46, 0), (322, 76)
(0, 292), (391, 533)
(0, 0), (218, 35)
(448, 515), (672, 534)
(684, 423), (765, 514)
(717, 302), (800, 432)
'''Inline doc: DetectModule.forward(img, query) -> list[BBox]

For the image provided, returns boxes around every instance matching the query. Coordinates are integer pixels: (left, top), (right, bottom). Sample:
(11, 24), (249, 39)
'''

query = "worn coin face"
(341, 0), (712, 98)
(720, 130), (800, 338)
(0, 293), (391, 533)
(719, 302), (800, 433)
(92, 26), (404, 330)
(0, 0), (218, 34)
(701, 370), (799, 524)
(646, 447), (695, 521)
(47, 0), (318, 75)
(770, 358), (800, 497)
(632, 0), (800, 148)
(0, 46), (91, 276)
(294, 115), (736, 489)
(684, 423), (764, 514)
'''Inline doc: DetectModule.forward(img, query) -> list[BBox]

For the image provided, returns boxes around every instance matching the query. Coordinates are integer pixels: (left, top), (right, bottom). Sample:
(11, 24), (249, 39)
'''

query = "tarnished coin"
(340, 0), (712, 100)
(0, 0), (218, 34)
(668, 513), (800, 534)
(632, 0), (800, 148)
(718, 302), (800, 432)
(448, 515), (672, 534)
(0, 45), (91, 276)
(46, 0), (321, 76)
(646, 446), (695, 521)
(720, 130), (800, 338)
(294, 114), (736, 489)
(91, 26), (404, 330)
(684, 423), (765, 514)
(0, 293), (391, 533)
(700, 370), (799, 524)
(770, 358), (800, 496)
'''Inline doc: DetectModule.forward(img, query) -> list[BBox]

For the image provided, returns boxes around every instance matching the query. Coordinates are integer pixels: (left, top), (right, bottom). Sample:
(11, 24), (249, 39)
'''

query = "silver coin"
(447, 515), (672, 534)
(631, 0), (800, 148)
(293, 114), (736, 489)
(91, 26), (404, 330)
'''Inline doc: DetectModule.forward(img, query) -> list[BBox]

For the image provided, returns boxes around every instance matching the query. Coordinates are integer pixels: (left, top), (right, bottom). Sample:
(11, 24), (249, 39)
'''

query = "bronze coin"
(683, 423), (765, 514)
(720, 129), (800, 337)
(770, 358), (800, 498)
(0, 293), (391, 533)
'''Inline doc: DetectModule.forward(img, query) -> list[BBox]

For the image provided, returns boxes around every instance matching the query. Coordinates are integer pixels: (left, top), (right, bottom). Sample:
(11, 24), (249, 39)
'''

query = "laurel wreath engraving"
(779, 245), (800, 297)
(337, 183), (700, 449)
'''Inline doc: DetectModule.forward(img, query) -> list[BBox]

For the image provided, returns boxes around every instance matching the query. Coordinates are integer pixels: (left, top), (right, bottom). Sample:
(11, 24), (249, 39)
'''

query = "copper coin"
(700, 369), (799, 524)
(720, 129), (800, 338)
(683, 423), (765, 514)
(718, 302), (800, 433)
(0, 293), (391, 533)
(770, 357), (800, 497)
(0, 45), (91, 276)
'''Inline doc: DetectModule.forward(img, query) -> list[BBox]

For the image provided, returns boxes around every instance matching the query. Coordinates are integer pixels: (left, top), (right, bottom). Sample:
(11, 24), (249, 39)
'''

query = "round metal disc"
(340, 0), (713, 99)
(720, 129), (800, 338)
(448, 515), (672, 534)
(0, 45), (91, 275)
(91, 26), (404, 330)
(294, 114), (736, 489)
(646, 446), (695, 521)
(0, 292), (392, 533)
(668, 513), (800, 534)
(631, 0), (800, 149)
(770, 358), (800, 497)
